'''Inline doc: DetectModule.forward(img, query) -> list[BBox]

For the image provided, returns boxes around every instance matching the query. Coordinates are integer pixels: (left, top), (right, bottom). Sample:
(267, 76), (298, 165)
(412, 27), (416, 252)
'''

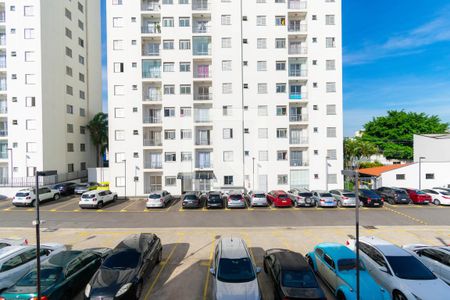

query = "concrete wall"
(414, 134), (450, 163)
(88, 167), (110, 184)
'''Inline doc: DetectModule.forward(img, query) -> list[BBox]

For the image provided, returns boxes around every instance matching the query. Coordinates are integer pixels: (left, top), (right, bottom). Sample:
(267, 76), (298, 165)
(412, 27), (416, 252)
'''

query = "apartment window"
(257, 38), (267, 49)
(221, 15), (231, 25)
(164, 130), (176, 140)
(327, 127), (337, 137)
(326, 60), (336, 70)
(222, 60), (232, 71)
(114, 85), (124, 95)
(222, 83), (232, 94)
(179, 40), (191, 50)
(396, 174), (405, 180)
(257, 83), (267, 94)
(80, 126), (86, 134)
(222, 37), (232, 48)
(65, 8), (72, 20)
(65, 28), (72, 39)
(313, 105), (318, 110)
(113, 17), (124, 28)
(66, 105), (73, 114)
(79, 90), (85, 100)
(313, 60), (317, 65)
(67, 124), (74, 133)
(223, 151), (234, 162)
(25, 74), (36, 85)
(276, 106), (287, 116)
(276, 83), (286, 93)
(24, 28), (35, 39)
(80, 108), (86, 117)
(224, 176), (234, 185)
(179, 0), (189, 4)
(312, 37), (317, 43)
(164, 85), (175, 95)
(65, 66), (73, 76)
(326, 82), (336, 93)
(275, 38), (286, 48)
(80, 162), (86, 171)
(326, 37), (336, 48)
(163, 0), (174, 3)
(256, 16), (267, 26)
(327, 149), (337, 160)
(313, 127), (318, 133)
(277, 151), (288, 161)
(223, 105), (232, 116)
(67, 143), (74, 152)
(65, 85), (73, 96)
(181, 129), (192, 140)
(115, 130), (125, 141)
(275, 16), (286, 26)
(223, 128), (233, 139)
(181, 152), (192, 161)
(180, 107), (192, 117)
(259, 151), (268, 161)
(68, 164), (74, 173)
(425, 173), (435, 180)
(313, 82), (318, 88)
(179, 17), (190, 27)
(276, 61), (286, 71)
(78, 38), (84, 48)
(258, 105), (268, 116)
(79, 55), (85, 65)
(65, 47), (73, 58)
(114, 153), (125, 164)
(26, 119), (36, 130)
(163, 40), (174, 50)
(163, 62), (175, 72)
(163, 18), (174, 27)
(326, 15), (335, 25)
(326, 104), (336, 115)
(277, 128), (287, 138)
(164, 107), (175, 117)
(278, 175), (288, 185)
(165, 177), (176, 186)
(80, 144), (86, 152)
(79, 73), (85, 82)
(180, 84), (191, 95)
(258, 128), (268, 139)
(78, 20), (84, 30)
(179, 62), (191, 72)
(113, 40), (124, 50)
(24, 6), (34, 16)
(114, 108), (125, 118)
(257, 61), (267, 72)
(165, 152), (176, 162)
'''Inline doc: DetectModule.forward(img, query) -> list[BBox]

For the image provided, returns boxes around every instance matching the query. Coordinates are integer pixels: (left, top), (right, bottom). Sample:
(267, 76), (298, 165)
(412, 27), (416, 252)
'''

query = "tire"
(53, 193), (60, 201)
(135, 282), (143, 300)
(97, 201), (104, 209)
(263, 260), (268, 273)
(157, 249), (162, 264)
(337, 291), (346, 300)
(337, 200), (342, 208)
(434, 199), (440, 206)
(31, 200), (36, 207)
(393, 291), (408, 300)
(113, 195), (118, 201)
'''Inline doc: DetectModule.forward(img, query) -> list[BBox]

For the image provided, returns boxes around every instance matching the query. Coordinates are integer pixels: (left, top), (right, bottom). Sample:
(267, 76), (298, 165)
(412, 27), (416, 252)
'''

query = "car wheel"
(157, 249), (162, 264)
(305, 255), (315, 271)
(393, 291), (407, 300)
(113, 195), (118, 201)
(97, 201), (104, 209)
(53, 193), (60, 201)
(434, 199), (440, 206)
(337, 200), (342, 207)
(31, 200), (36, 207)
(337, 291), (346, 300)
(135, 282), (143, 300)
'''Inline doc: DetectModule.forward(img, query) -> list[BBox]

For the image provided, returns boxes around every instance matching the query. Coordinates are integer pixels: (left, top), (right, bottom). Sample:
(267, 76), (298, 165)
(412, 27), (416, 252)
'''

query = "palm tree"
(344, 138), (379, 169)
(87, 112), (108, 167)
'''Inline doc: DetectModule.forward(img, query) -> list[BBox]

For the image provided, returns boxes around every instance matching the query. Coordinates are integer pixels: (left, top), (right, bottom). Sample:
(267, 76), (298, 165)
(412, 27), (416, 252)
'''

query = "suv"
(206, 191), (224, 209)
(12, 187), (60, 207)
(79, 190), (118, 209)
(182, 191), (203, 209)
(50, 182), (77, 196)
(376, 187), (410, 204)
(358, 189), (384, 207)
(287, 189), (315, 207)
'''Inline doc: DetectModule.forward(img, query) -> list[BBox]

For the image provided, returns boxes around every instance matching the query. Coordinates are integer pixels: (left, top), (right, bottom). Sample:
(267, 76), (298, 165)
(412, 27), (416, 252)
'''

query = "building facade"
(107, 0), (343, 196)
(0, 0), (102, 183)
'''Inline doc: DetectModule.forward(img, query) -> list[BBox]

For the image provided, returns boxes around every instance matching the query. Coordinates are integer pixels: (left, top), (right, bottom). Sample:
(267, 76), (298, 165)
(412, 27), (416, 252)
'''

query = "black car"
(206, 191), (224, 209)
(182, 191), (203, 208)
(264, 249), (326, 300)
(85, 233), (162, 300)
(51, 182), (77, 196)
(358, 189), (384, 207)
(375, 187), (411, 204)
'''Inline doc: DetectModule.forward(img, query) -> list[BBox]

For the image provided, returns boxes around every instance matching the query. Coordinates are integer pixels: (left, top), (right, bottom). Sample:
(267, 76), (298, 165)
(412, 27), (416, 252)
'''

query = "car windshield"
(362, 190), (378, 197)
(299, 193), (313, 197)
(81, 194), (96, 199)
(103, 250), (140, 269)
(52, 184), (64, 189)
(16, 192), (29, 197)
(278, 194), (288, 198)
(343, 193), (355, 197)
(17, 268), (61, 287)
(386, 256), (436, 280)
(338, 258), (365, 271)
(282, 270), (318, 288)
(217, 258), (256, 283)
(254, 194), (265, 198)
(184, 195), (198, 200)
(319, 193), (333, 197)
(149, 194), (161, 199)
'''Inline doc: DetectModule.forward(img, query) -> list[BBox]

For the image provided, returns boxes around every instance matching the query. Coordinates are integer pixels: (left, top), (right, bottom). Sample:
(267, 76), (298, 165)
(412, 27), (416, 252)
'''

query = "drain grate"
(363, 225), (377, 230)
(43, 228), (58, 232)
(86, 235), (96, 240)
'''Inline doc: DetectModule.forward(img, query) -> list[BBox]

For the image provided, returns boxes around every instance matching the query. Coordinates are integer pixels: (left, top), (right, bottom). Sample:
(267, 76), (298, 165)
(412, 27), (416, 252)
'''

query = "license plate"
(424, 201), (429, 203)
(374, 203), (379, 206)
(282, 200), (287, 203)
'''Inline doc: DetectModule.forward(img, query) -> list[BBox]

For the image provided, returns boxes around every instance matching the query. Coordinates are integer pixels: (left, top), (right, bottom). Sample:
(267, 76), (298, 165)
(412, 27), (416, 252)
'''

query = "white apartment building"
(107, 0), (343, 196)
(0, 0), (102, 184)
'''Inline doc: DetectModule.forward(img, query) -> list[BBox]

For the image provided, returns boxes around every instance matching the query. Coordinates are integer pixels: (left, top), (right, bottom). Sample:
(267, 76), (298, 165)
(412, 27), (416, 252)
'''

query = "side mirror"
(209, 267), (215, 276)
(256, 267), (262, 274)
(417, 251), (422, 257)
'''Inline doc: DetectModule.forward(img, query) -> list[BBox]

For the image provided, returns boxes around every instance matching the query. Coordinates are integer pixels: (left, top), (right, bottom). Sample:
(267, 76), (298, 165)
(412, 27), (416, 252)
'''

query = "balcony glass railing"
(0, 129), (7, 137)
(194, 67), (211, 78)
(0, 152), (7, 159)
(289, 92), (307, 100)
(142, 45), (160, 56)
(196, 139), (211, 146)
(289, 114), (308, 122)
(0, 80), (6, 91)
(143, 138), (162, 146)
(290, 159), (308, 167)
(290, 136), (309, 144)
(142, 70), (161, 78)
(192, 25), (210, 34)
(144, 93), (162, 101)
(141, 23), (161, 34)
(288, 0), (307, 9)
(143, 115), (162, 124)
(288, 46), (307, 55)
(288, 68), (307, 77)
(0, 12), (5, 23)
(0, 35), (5, 46)
(196, 162), (213, 168)
(288, 24), (307, 32)
(194, 93), (212, 100)
(0, 57), (5, 68)
(0, 107), (6, 114)
(141, 1), (161, 11)
(144, 161), (163, 169)
(192, 1), (209, 10)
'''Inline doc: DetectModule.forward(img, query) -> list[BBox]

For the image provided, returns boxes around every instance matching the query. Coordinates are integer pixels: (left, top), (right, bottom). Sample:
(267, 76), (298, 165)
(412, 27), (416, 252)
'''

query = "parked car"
(210, 237), (262, 300)
(287, 189), (315, 207)
(403, 244), (450, 285)
(12, 187), (60, 207)
(267, 190), (293, 208)
(85, 233), (162, 300)
(0, 249), (110, 300)
(375, 187), (410, 204)
(226, 191), (247, 209)
(74, 182), (99, 194)
(422, 189), (450, 206)
(96, 182), (110, 191)
(182, 191), (203, 208)
(0, 243), (66, 292)
(245, 190), (268, 207)
(347, 236), (450, 300)
(263, 248), (326, 300)
(0, 238), (28, 249)
(79, 190), (118, 209)
(329, 189), (358, 207)
(50, 182), (77, 196)
(312, 191), (337, 208)
(401, 188), (432, 204)
(433, 187), (450, 193)
(358, 189), (384, 207)
(206, 191), (225, 209)
(305, 243), (389, 300)
(146, 190), (172, 208)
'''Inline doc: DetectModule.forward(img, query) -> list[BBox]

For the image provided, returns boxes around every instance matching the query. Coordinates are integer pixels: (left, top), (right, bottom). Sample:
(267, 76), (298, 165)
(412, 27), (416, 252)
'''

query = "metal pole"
(355, 171), (360, 300)
(35, 173), (41, 299)
(252, 157), (255, 190)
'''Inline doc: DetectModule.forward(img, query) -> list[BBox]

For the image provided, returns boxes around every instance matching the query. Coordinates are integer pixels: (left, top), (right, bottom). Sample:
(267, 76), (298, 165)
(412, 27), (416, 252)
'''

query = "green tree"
(344, 138), (379, 169)
(87, 112), (108, 167)
(361, 111), (448, 160)
(358, 161), (383, 169)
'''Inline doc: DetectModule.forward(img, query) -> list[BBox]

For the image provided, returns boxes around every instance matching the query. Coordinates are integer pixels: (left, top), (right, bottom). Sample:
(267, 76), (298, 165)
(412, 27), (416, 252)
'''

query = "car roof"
(317, 243), (356, 260)
(115, 233), (154, 253)
(268, 249), (309, 271)
(360, 236), (410, 256)
(250, 190), (265, 194)
(45, 251), (83, 267)
(313, 190), (328, 193)
(219, 237), (249, 259)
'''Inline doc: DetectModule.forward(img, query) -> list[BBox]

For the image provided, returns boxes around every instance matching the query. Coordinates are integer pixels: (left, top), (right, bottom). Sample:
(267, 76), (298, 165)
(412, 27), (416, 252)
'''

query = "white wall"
(414, 134), (450, 163)
(88, 167), (110, 184)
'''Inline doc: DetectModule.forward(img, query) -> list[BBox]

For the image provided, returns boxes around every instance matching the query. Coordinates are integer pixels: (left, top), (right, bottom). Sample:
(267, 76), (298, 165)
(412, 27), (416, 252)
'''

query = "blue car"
(305, 243), (390, 300)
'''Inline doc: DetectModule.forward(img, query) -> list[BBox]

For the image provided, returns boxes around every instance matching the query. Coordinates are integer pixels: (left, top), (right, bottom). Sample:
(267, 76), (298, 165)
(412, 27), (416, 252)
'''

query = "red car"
(402, 188), (431, 204)
(267, 190), (292, 207)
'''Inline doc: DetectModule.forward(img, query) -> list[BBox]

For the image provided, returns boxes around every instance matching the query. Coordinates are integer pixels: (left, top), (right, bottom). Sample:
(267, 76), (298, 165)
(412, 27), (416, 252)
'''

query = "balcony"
(141, 22), (161, 34)
(194, 93), (212, 101)
(0, 151), (7, 159)
(141, 0), (160, 12)
(194, 111), (211, 123)
(0, 56), (5, 68)
(142, 43), (160, 56)
(144, 159), (163, 169)
(290, 136), (308, 145)
(288, 45), (307, 55)
(288, 23), (307, 33)
(288, 0), (307, 10)
(290, 159), (308, 167)
(0, 34), (5, 46)
(289, 114), (308, 122)
(0, 129), (6, 137)
(192, 0), (209, 11)
(0, 11), (5, 23)
(196, 130), (211, 146)
(192, 20), (211, 34)
(193, 64), (211, 79)
(142, 59), (161, 79)
(0, 78), (6, 91)
(193, 37), (211, 56)
(289, 92), (307, 100)
(288, 68), (307, 77)
(144, 138), (162, 146)
(143, 91), (162, 102)
(143, 111), (162, 124)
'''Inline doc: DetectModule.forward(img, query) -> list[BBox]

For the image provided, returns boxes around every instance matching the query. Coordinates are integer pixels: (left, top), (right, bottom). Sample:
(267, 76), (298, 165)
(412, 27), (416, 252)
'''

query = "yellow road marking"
(383, 206), (428, 225)
(50, 199), (78, 212)
(203, 233), (216, 300)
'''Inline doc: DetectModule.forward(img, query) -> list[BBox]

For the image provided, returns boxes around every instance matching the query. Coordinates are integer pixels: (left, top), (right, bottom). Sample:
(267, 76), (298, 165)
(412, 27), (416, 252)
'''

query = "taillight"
(92, 198), (97, 202)
(25, 239), (28, 245)
(26, 196), (31, 200)
(30, 297), (49, 300)
(367, 198), (371, 203)
(160, 199), (164, 203)
(381, 198), (384, 202)
(345, 240), (350, 245)
(443, 196), (450, 199)
(342, 196), (348, 200)
(320, 199), (325, 202)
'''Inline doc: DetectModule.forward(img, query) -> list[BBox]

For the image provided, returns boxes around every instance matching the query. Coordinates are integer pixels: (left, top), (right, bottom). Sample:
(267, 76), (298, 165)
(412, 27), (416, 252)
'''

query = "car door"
(0, 252), (26, 288)
(39, 188), (51, 201)
(60, 257), (83, 298)
(272, 259), (283, 299)
(97, 191), (106, 202)
(322, 254), (337, 289)
(314, 249), (329, 283)
(359, 243), (393, 292)
(418, 249), (447, 281)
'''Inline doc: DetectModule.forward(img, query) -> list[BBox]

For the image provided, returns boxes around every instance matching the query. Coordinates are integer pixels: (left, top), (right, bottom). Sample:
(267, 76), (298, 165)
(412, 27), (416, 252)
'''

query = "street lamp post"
(7, 148), (13, 185)
(419, 156), (425, 190)
(123, 159), (127, 200)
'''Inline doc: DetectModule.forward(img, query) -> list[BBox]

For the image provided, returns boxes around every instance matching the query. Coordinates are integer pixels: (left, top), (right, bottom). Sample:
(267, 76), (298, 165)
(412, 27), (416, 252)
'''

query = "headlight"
(84, 283), (91, 298)
(116, 283), (133, 297)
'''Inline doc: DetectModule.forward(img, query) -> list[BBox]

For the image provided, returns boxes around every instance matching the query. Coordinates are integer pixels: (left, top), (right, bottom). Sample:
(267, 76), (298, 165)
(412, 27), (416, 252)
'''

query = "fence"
(0, 170), (87, 187)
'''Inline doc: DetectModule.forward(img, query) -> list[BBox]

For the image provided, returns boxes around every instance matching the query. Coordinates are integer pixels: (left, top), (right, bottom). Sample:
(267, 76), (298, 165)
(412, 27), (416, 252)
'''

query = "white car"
(347, 236), (450, 300)
(246, 190), (268, 207)
(12, 187), (61, 207)
(0, 243), (66, 291)
(403, 244), (450, 285)
(422, 189), (450, 206)
(146, 190), (172, 208)
(79, 190), (118, 209)
(0, 238), (28, 249)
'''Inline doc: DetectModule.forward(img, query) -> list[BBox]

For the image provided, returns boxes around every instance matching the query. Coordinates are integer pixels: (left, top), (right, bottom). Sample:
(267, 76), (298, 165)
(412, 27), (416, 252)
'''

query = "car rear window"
(103, 250), (140, 269)
(362, 190), (379, 197)
(386, 256), (436, 280)
(415, 190), (426, 195)
(149, 194), (161, 199)
(254, 193), (265, 198)
(278, 194), (288, 199)
(396, 190), (408, 195)
(16, 267), (62, 287)
(217, 258), (256, 283)
(209, 195), (221, 200)
(184, 195), (198, 200)
(16, 192), (30, 197)
(282, 270), (318, 288)
(343, 193), (355, 197)
(230, 194), (243, 200)
(81, 194), (96, 199)
(319, 193), (333, 197)
(299, 192), (313, 197)
(52, 184), (64, 189)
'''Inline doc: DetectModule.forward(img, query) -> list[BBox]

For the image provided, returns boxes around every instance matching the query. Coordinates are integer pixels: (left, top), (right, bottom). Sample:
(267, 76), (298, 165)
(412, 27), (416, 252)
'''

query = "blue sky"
(101, 0), (450, 137)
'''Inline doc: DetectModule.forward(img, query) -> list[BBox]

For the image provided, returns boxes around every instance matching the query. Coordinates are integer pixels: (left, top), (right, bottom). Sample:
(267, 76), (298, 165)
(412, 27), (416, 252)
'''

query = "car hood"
(90, 267), (137, 296)
(339, 271), (385, 299)
(215, 279), (260, 300)
(282, 287), (324, 299)
(399, 278), (449, 300)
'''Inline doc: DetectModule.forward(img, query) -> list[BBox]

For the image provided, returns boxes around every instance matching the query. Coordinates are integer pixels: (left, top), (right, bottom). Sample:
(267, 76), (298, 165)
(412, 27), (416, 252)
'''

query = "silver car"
(146, 190), (172, 208)
(226, 192), (246, 208)
(246, 191), (268, 207)
(329, 189), (358, 207)
(287, 189), (315, 207)
(74, 182), (98, 194)
(210, 237), (261, 300)
(312, 191), (337, 207)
